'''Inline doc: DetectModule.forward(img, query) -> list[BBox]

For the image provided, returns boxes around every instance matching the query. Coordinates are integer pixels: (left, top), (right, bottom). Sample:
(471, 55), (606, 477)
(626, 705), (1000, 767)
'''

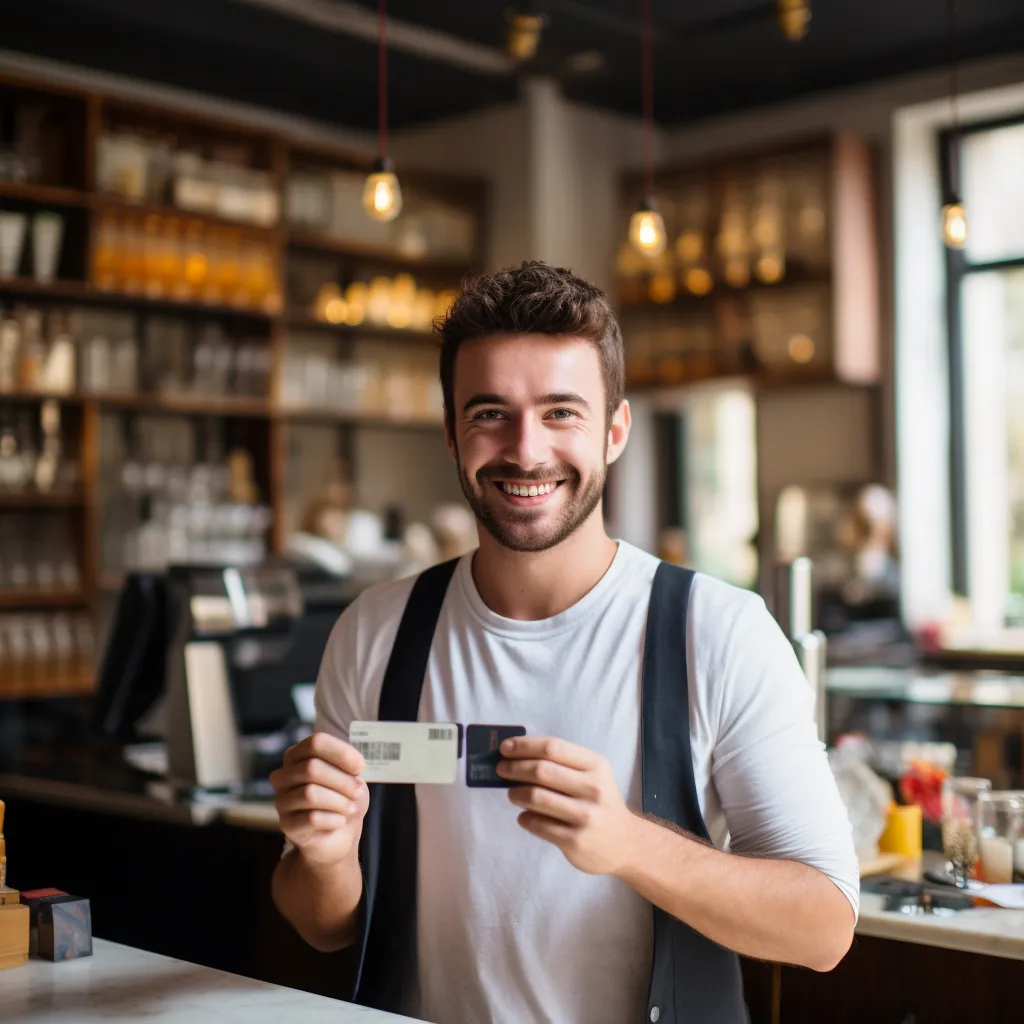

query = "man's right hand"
(271, 732), (370, 867)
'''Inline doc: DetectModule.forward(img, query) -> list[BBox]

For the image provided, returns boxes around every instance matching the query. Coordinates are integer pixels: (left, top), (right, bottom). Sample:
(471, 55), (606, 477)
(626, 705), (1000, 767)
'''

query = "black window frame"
(940, 113), (1024, 597)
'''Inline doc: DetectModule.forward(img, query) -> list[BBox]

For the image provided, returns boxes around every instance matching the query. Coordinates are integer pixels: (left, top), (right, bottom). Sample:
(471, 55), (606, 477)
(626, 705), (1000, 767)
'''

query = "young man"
(271, 262), (858, 1024)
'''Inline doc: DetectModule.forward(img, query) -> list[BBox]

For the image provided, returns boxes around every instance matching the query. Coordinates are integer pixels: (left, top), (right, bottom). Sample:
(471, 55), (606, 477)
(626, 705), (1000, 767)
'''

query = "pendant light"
(506, 3), (547, 62)
(363, 0), (403, 223)
(777, 0), (811, 42)
(941, 0), (967, 249)
(628, 0), (666, 257)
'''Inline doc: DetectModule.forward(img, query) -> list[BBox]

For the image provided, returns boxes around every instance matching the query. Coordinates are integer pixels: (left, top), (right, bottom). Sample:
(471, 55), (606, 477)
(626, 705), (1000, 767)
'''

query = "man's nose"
(503, 413), (550, 470)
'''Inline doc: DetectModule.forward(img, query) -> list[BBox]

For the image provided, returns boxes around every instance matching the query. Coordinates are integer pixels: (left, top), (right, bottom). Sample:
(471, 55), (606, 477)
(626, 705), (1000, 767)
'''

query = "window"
(944, 117), (1024, 635)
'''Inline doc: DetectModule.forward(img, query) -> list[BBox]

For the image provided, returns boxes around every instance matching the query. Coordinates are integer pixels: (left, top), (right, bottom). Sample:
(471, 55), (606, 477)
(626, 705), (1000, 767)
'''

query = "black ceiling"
(3, 0), (1024, 132)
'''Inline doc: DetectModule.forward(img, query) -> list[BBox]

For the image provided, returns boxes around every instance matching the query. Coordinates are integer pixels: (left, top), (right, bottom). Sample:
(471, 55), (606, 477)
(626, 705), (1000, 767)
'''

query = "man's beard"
(457, 455), (607, 553)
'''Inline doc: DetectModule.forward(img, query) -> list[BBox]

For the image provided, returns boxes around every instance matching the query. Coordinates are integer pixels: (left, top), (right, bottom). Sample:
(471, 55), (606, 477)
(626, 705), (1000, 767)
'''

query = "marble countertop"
(0, 938), (417, 1023)
(856, 853), (1024, 961)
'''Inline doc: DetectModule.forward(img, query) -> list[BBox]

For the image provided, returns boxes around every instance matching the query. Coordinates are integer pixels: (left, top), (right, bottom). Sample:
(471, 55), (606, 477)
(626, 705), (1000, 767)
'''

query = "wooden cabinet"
(617, 134), (881, 389)
(0, 70), (486, 698)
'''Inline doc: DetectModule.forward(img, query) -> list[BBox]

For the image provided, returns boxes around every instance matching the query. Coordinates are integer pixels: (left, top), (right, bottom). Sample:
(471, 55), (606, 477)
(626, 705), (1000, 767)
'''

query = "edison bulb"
(942, 202), (968, 249)
(363, 157), (403, 223)
(629, 201), (667, 257)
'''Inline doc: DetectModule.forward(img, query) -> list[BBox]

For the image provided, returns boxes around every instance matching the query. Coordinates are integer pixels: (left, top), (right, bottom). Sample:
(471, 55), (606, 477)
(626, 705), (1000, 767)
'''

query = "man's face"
(446, 333), (630, 553)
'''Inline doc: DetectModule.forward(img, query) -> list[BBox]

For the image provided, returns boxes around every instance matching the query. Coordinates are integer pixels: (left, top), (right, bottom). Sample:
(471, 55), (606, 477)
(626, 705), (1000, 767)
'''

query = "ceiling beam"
(231, 0), (517, 75)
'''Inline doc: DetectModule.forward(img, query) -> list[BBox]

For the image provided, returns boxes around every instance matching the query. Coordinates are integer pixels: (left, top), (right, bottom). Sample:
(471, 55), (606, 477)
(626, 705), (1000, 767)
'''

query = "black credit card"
(465, 724), (526, 788)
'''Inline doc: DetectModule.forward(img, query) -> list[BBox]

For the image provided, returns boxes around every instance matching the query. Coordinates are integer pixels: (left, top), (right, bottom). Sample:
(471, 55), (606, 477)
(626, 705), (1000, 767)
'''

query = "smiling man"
(270, 261), (858, 1024)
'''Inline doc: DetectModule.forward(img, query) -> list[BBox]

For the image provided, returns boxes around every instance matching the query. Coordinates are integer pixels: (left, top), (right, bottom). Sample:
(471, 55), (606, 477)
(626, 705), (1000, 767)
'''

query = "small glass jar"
(977, 791), (1024, 884)
(941, 776), (992, 887)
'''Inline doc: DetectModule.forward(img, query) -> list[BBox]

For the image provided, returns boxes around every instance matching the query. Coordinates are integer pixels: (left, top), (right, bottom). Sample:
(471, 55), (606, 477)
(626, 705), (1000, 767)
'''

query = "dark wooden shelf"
(93, 194), (281, 240)
(0, 180), (91, 207)
(281, 406), (444, 430)
(0, 674), (95, 701)
(0, 590), (88, 610)
(618, 267), (833, 312)
(0, 277), (280, 321)
(0, 490), (86, 508)
(0, 390), (83, 405)
(286, 227), (472, 276)
(286, 312), (439, 345)
(99, 392), (273, 418)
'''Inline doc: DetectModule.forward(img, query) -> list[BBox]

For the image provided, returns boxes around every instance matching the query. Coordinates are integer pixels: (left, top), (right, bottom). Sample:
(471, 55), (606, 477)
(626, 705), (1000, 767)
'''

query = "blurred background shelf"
(0, 490), (85, 507)
(98, 392), (273, 418)
(0, 674), (95, 701)
(0, 590), (88, 610)
(0, 276), (280, 319)
(0, 180), (91, 207)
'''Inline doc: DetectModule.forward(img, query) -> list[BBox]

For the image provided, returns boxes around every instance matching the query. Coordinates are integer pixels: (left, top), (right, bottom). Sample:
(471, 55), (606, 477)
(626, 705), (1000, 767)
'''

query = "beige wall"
(392, 101), (531, 271)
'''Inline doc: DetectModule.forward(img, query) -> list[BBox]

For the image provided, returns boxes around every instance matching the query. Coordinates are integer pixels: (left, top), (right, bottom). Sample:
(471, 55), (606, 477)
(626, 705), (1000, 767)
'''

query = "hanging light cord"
(641, 0), (654, 198)
(378, 0), (388, 157)
(947, 0), (960, 194)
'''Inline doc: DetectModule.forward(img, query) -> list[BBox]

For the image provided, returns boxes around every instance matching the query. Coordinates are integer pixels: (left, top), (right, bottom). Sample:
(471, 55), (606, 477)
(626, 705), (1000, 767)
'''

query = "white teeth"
(501, 481), (558, 496)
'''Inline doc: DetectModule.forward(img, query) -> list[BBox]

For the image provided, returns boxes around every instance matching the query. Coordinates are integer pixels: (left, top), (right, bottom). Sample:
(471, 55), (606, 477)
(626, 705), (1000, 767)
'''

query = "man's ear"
(606, 399), (631, 465)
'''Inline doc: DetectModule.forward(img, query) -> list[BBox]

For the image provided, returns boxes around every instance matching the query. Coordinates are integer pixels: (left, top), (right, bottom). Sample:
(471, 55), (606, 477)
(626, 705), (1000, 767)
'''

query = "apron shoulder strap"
(351, 556), (459, 1011)
(378, 556), (460, 720)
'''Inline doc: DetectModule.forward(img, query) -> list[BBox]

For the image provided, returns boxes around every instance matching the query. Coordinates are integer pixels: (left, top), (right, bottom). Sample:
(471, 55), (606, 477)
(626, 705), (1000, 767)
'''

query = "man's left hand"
(496, 736), (637, 876)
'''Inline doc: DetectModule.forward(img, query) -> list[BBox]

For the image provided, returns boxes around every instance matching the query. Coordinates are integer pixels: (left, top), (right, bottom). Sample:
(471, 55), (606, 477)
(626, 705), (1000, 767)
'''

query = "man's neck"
(470, 514), (619, 621)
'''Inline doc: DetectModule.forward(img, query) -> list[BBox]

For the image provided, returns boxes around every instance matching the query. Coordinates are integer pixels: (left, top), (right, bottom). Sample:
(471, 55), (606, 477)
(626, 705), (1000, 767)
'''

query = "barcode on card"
(428, 727), (454, 741)
(353, 741), (401, 762)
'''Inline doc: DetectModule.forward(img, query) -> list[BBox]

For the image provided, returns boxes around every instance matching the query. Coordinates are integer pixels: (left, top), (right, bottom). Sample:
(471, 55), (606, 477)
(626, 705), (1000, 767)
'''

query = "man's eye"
(548, 408), (577, 420)
(473, 409), (505, 421)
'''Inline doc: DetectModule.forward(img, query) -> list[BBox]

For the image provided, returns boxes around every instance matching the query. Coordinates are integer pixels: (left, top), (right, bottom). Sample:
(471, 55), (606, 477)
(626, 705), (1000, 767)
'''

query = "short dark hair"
(437, 261), (625, 429)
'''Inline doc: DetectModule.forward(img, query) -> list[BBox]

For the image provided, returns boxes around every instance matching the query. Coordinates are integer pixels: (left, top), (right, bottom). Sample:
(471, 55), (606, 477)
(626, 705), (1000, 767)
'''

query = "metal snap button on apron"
(650, 1008), (660, 1022)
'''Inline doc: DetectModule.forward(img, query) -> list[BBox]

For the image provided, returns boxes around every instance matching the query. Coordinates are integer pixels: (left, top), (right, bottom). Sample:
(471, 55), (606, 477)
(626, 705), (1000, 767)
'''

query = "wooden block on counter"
(0, 903), (29, 970)
(20, 889), (93, 961)
(38, 898), (92, 961)
(0, 887), (20, 905)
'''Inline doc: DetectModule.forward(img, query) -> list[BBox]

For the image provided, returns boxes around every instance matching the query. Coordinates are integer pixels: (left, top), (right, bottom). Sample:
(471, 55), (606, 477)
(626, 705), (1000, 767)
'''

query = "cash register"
(92, 560), (359, 796)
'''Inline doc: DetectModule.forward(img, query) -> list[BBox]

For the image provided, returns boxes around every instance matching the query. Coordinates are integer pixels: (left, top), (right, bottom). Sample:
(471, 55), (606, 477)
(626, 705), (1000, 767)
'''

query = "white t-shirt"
(314, 541), (859, 1024)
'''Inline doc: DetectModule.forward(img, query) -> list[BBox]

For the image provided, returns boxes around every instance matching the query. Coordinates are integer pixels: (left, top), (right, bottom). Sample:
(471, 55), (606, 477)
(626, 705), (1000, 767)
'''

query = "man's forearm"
(272, 847), (364, 953)
(615, 815), (855, 971)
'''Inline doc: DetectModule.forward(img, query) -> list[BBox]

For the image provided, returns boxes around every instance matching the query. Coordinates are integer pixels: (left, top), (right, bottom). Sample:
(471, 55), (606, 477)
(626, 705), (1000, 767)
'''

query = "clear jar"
(977, 791), (1024, 884)
(941, 777), (992, 887)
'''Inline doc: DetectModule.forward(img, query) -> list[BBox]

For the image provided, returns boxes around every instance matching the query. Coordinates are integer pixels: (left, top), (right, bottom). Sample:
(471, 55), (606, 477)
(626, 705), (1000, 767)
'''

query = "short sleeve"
(313, 599), (368, 742)
(710, 593), (860, 919)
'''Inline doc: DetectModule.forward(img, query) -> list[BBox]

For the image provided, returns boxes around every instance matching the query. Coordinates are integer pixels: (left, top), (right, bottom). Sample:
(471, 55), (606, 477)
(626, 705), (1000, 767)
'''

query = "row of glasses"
(941, 777), (1024, 885)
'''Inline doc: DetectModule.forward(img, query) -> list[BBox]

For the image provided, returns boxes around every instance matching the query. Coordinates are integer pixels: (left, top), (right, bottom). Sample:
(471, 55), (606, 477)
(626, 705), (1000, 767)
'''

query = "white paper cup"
(0, 211), (27, 278)
(32, 211), (64, 283)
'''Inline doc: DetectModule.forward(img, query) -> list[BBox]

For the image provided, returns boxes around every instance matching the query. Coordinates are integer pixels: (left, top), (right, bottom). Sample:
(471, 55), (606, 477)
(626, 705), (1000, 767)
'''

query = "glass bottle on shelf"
(120, 218), (144, 295)
(81, 330), (111, 395)
(161, 217), (183, 297)
(34, 399), (62, 494)
(0, 415), (21, 490)
(41, 310), (76, 395)
(182, 220), (208, 300)
(0, 315), (20, 392)
(17, 308), (45, 392)
(142, 214), (164, 298)
(111, 328), (139, 394)
(15, 410), (37, 492)
(94, 213), (119, 291)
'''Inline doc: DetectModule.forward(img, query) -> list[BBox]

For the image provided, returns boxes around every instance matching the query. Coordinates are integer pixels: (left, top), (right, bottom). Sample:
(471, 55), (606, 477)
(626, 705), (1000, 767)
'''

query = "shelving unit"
(0, 69), (486, 699)
(617, 134), (880, 388)
(614, 133), (885, 598)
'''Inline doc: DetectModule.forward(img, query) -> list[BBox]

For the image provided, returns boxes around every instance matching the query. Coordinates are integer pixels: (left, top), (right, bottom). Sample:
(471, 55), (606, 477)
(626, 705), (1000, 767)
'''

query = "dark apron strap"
(642, 561), (748, 1024)
(351, 557), (460, 1011)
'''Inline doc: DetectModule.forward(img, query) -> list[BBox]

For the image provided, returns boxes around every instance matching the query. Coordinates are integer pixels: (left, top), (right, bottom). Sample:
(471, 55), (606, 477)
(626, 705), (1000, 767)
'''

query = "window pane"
(962, 122), (1024, 264)
(961, 267), (1024, 633)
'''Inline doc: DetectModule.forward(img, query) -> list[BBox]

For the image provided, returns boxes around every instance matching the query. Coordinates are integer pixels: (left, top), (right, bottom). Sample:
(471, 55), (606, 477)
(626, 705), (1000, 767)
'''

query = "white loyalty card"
(348, 721), (460, 784)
